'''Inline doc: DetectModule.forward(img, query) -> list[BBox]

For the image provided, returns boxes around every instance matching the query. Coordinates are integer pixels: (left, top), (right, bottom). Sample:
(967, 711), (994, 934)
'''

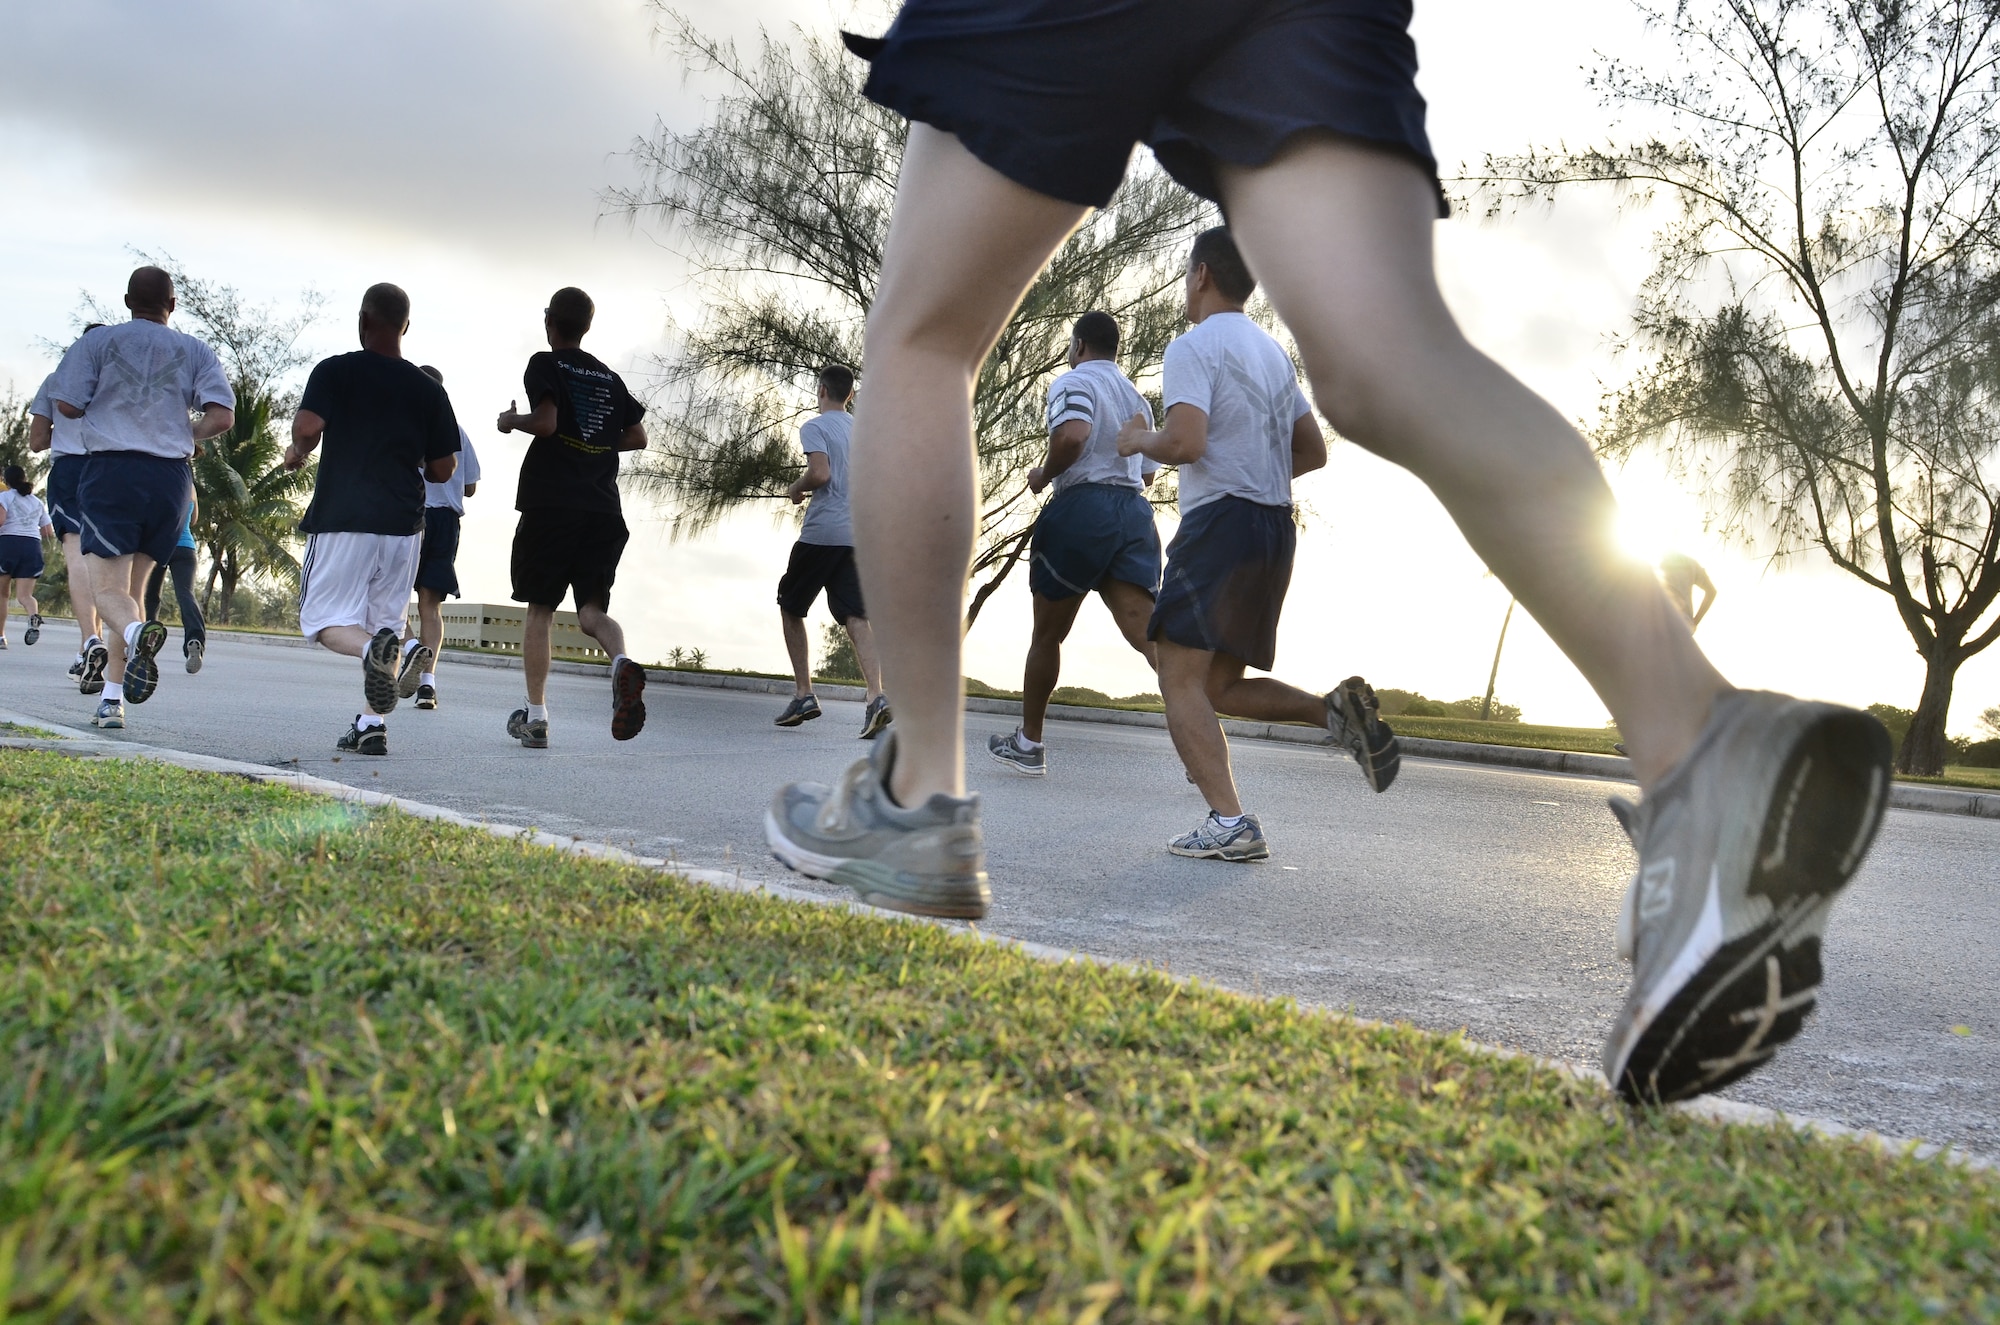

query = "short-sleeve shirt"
(514, 348), (645, 514)
(1044, 358), (1159, 494)
(798, 412), (855, 546)
(425, 426), (482, 514)
(29, 374), (87, 457)
(0, 490), (50, 539)
(297, 350), (461, 536)
(1162, 311), (1312, 513)
(47, 319), (234, 460)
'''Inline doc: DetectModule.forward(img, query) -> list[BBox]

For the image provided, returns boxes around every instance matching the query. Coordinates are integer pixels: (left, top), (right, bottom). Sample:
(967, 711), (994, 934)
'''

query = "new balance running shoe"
(23, 613), (41, 646)
(507, 708), (549, 749)
(91, 698), (124, 729)
(336, 719), (389, 757)
(766, 730), (990, 919)
(1168, 811), (1270, 861)
(986, 728), (1047, 776)
(859, 694), (893, 740)
(1602, 690), (1893, 1105)
(398, 643), (432, 699)
(1326, 676), (1401, 792)
(122, 621), (169, 704)
(775, 693), (822, 727)
(415, 683), (438, 710)
(80, 639), (108, 695)
(362, 628), (402, 714)
(185, 639), (204, 674)
(611, 658), (647, 741)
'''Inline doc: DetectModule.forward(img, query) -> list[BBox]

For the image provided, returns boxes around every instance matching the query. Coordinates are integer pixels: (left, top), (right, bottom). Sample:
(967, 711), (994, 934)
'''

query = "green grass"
(0, 721), (60, 740)
(1383, 717), (1625, 756)
(1, 751), (1994, 1321)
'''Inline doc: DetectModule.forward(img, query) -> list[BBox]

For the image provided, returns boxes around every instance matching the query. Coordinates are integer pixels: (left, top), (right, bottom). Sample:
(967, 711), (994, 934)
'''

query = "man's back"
(798, 412), (855, 546)
(298, 350), (459, 536)
(1164, 311), (1310, 512)
(514, 347), (643, 513)
(1046, 358), (1154, 494)
(50, 321), (232, 459)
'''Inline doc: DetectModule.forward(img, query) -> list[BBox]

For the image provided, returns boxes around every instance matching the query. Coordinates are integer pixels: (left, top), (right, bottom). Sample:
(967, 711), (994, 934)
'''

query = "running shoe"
(362, 628), (402, 715)
(335, 719), (389, 757)
(507, 708), (549, 749)
(23, 614), (41, 646)
(398, 643), (432, 699)
(91, 698), (124, 730)
(185, 639), (204, 674)
(1602, 690), (1893, 1106)
(859, 694), (893, 740)
(1168, 811), (1270, 861)
(986, 728), (1047, 776)
(1326, 677), (1401, 792)
(68, 656), (84, 678)
(611, 657), (647, 741)
(0, 637), (7, 650)
(415, 683), (438, 711)
(766, 730), (990, 919)
(775, 693), (822, 727)
(122, 621), (169, 704)
(80, 640), (107, 695)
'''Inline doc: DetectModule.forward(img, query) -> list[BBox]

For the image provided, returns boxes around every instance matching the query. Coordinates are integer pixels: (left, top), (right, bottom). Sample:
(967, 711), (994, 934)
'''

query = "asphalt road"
(4, 630), (1995, 1156)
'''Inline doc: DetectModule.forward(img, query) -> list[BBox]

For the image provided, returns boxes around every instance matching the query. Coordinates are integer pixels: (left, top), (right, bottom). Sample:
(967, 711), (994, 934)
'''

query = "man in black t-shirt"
(496, 286), (649, 748)
(285, 283), (460, 756)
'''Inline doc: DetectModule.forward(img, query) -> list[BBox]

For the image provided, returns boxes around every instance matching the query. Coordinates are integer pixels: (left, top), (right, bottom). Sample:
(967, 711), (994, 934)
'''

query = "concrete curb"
(61, 619), (2000, 819)
(1, 707), (1988, 1174)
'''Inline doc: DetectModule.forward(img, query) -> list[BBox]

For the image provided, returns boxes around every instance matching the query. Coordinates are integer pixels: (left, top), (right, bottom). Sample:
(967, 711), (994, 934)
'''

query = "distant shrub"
(1050, 686), (1114, 706)
(1960, 739), (2000, 768)
(1378, 690), (1521, 723)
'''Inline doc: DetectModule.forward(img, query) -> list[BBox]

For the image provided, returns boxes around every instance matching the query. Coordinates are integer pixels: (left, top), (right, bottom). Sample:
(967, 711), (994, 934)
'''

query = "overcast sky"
(5, 0), (1992, 732)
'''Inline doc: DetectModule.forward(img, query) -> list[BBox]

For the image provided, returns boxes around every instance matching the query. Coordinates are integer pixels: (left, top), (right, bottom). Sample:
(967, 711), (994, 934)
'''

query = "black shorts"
(1148, 495), (1295, 671)
(777, 541), (866, 623)
(415, 506), (462, 598)
(511, 506), (628, 610)
(847, 0), (1441, 212)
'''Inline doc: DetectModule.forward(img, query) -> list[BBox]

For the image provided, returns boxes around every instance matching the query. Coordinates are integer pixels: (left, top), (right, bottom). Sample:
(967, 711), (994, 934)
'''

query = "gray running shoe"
(859, 694), (893, 740)
(362, 628), (402, 714)
(335, 718), (388, 757)
(24, 613), (41, 646)
(1168, 811), (1270, 861)
(1326, 677), (1400, 792)
(398, 643), (432, 699)
(775, 693), (822, 727)
(184, 639), (204, 674)
(91, 698), (124, 730)
(122, 621), (169, 704)
(1602, 690), (1893, 1105)
(80, 639), (107, 695)
(765, 730), (990, 919)
(986, 728), (1047, 776)
(507, 707), (549, 749)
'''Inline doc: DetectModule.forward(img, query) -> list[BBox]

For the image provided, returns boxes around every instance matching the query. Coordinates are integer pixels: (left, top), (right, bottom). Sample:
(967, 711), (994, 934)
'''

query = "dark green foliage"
(820, 621), (860, 681)
(1376, 689), (1523, 724)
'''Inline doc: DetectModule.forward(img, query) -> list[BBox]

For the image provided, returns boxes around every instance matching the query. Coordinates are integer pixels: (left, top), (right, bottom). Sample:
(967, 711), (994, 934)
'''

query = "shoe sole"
(776, 707), (822, 727)
(1610, 709), (1892, 1105)
(24, 617), (40, 646)
(185, 644), (203, 674)
(764, 808), (991, 919)
(1334, 681), (1401, 793)
(398, 646), (433, 699)
(81, 645), (108, 695)
(1168, 840), (1271, 861)
(859, 708), (892, 740)
(123, 621), (170, 704)
(363, 632), (402, 714)
(92, 712), (125, 730)
(985, 745), (1047, 777)
(611, 663), (647, 741)
(520, 733), (549, 749)
(416, 698), (437, 710)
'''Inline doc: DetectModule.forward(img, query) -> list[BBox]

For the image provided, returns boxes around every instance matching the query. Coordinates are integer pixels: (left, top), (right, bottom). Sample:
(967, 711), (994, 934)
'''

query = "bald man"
(46, 267), (234, 730)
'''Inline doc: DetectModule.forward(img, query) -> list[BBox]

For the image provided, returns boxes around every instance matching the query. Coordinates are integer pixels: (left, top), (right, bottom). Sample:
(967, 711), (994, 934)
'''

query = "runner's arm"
(424, 453), (457, 482)
(1289, 410), (1326, 477)
(616, 422), (648, 452)
(1691, 564), (1717, 627)
(283, 409), (326, 470)
(1115, 404), (1207, 465)
(497, 398), (558, 437)
(1028, 419), (1090, 494)
(193, 401), (235, 443)
(788, 451), (832, 504)
(28, 414), (51, 453)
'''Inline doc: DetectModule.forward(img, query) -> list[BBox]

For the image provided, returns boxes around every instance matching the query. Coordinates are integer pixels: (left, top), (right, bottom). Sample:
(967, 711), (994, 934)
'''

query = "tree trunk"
(1899, 644), (1962, 776)
(217, 563), (240, 625)
(964, 527), (1035, 630)
(201, 556), (219, 616)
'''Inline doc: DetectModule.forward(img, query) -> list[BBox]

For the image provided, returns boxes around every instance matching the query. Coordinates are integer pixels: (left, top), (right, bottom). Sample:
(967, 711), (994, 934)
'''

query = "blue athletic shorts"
(846, 0), (1441, 211)
(1149, 495), (1296, 671)
(77, 452), (193, 565)
(0, 535), (44, 580)
(1029, 482), (1161, 600)
(47, 454), (84, 539)
(415, 506), (462, 598)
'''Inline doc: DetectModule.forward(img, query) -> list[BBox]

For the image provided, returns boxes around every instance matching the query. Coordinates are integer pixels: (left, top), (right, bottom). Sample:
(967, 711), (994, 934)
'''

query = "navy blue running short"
(0, 535), (44, 580)
(47, 454), (84, 539)
(76, 452), (193, 566)
(778, 541), (867, 623)
(846, 0), (1441, 212)
(1149, 495), (1296, 671)
(415, 506), (462, 598)
(1029, 482), (1162, 600)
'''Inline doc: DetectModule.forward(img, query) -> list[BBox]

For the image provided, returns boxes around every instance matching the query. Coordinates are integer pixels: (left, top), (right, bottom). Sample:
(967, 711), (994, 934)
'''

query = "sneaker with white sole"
(122, 621), (169, 704)
(415, 683), (438, 710)
(766, 730), (990, 919)
(1326, 677), (1400, 792)
(986, 728), (1047, 776)
(335, 718), (389, 757)
(184, 639), (204, 674)
(80, 639), (108, 695)
(24, 613), (41, 646)
(91, 698), (124, 729)
(775, 693), (821, 727)
(398, 643), (432, 699)
(1168, 811), (1270, 861)
(859, 694), (893, 740)
(1602, 690), (1893, 1105)
(507, 708), (549, 749)
(362, 628), (402, 714)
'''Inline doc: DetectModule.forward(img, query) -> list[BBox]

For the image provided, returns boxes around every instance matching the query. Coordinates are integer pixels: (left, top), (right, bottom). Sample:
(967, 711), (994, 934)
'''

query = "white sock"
(123, 620), (142, 651)
(420, 671), (436, 687)
(403, 636), (422, 657)
(85, 635), (100, 649)
(357, 712), (386, 729)
(528, 703), (548, 722)
(612, 653), (629, 670)
(103, 682), (124, 702)
(74, 652), (85, 665)
(1015, 730), (1043, 750)
(1213, 812), (1245, 828)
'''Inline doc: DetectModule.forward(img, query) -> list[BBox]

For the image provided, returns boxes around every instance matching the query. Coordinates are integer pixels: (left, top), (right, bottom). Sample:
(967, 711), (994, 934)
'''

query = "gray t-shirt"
(798, 411), (854, 547)
(47, 319), (234, 460)
(29, 374), (87, 457)
(1044, 359), (1158, 493)
(424, 426), (482, 514)
(1162, 311), (1312, 513)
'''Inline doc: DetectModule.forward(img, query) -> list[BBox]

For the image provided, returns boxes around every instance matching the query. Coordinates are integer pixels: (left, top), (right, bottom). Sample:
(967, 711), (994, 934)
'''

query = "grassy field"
(0, 749), (1994, 1321)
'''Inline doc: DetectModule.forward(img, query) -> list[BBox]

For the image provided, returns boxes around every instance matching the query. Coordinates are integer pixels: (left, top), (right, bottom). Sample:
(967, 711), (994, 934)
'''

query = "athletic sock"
(1213, 812), (1245, 828)
(122, 620), (142, 652)
(528, 703), (548, 722)
(73, 653), (85, 666)
(420, 671), (437, 687)
(611, 653), (629, 671)
(403, 637), (422, 657)
(357, 713), (386, 730)
(103, 682), (124, 702)
(1015, 730), (1043, 751)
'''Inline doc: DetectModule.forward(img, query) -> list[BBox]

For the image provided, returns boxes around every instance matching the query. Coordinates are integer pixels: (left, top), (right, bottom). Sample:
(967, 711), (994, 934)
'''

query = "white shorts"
(298, 531), (422, 642)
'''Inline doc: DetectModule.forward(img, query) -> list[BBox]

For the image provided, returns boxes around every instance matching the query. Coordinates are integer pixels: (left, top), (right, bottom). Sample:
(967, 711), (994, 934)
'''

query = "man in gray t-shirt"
(28, 324), (109, 676)
(1118, 228), (1401, 860)
(774, 365), (891, 738)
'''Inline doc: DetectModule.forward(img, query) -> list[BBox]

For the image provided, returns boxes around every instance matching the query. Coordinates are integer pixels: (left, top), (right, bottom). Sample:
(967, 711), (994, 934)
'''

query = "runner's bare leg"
(1217, 137), (1727, 788)
(851, 125), (1087, 803)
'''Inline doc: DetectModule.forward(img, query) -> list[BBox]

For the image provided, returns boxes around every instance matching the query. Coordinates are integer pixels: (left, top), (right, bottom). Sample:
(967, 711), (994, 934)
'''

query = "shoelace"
(816, 756), (876, 833)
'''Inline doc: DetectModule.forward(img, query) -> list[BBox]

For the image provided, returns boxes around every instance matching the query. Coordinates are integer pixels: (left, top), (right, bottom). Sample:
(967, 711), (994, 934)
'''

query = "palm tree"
(193, 385), (313, 623)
